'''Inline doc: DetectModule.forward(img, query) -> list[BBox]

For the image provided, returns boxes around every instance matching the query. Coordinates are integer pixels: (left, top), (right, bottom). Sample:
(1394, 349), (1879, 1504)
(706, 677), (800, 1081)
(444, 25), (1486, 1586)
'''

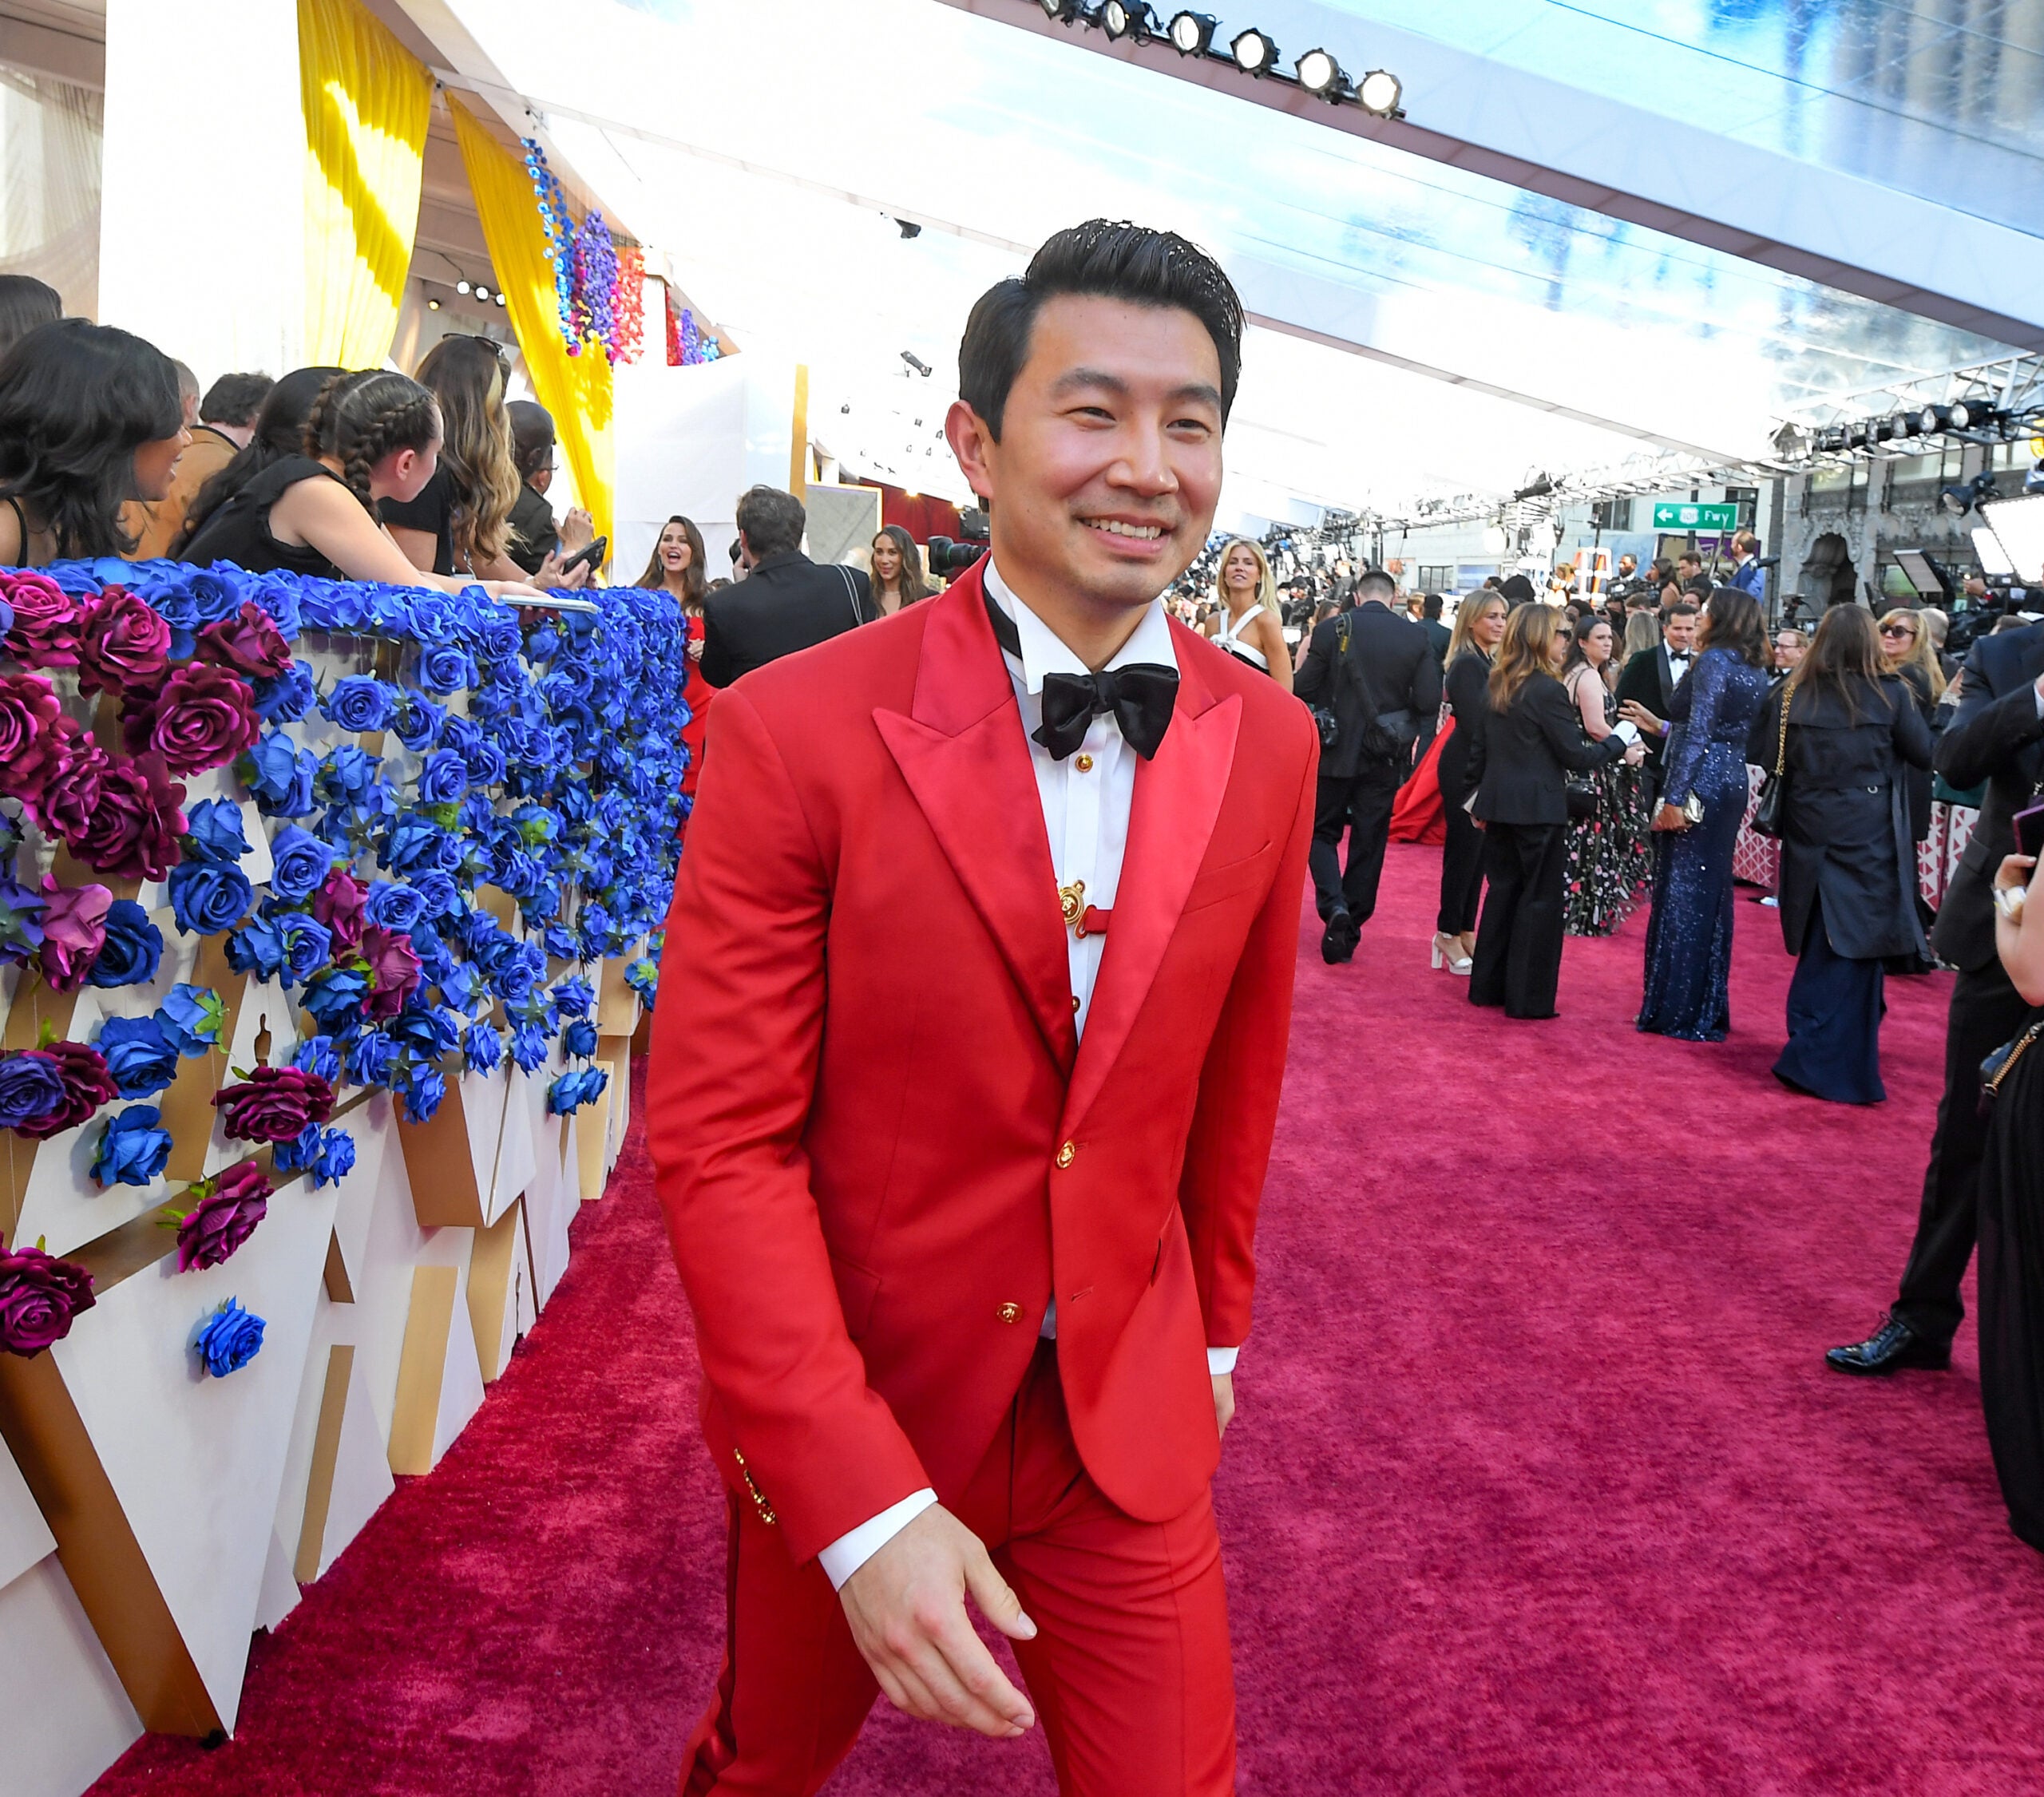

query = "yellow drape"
(449, 97), (613, 548)
(299, 0), (433, 368)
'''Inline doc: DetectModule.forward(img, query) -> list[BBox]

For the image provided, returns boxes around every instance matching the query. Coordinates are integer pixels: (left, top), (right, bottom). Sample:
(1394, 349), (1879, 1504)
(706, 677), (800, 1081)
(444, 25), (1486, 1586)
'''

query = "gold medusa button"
(1055, 1141), (1076, 1169)
(1074, 753), (1095, 772)
(996, 1301), (1023, 1324)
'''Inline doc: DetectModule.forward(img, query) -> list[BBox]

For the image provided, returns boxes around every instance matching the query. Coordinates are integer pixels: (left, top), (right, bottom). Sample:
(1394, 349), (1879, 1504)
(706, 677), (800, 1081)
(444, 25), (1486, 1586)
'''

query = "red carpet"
(93, 846), (2044, 1795)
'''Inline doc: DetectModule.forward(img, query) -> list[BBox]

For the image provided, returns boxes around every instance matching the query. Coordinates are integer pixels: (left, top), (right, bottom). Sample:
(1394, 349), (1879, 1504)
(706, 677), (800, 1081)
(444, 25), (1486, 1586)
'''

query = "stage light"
(1230, 27), (1278, 73)
(1915, 404), (1951, 433)
(474, 283), (490, 302)
(1038, 0), (1078, 19)
(427, 297), (442, 311)
(1357, 68), (1403, 115)
(456, 279), (471, 295)
(1100, 1), (1155, 39)
(1951, 401), (1976, 429)
(1480, 523), (1508, 556)
(1167, 10), (1215, 53)
(494, 291), (506, 307)
(1296, 48), (1347, 97)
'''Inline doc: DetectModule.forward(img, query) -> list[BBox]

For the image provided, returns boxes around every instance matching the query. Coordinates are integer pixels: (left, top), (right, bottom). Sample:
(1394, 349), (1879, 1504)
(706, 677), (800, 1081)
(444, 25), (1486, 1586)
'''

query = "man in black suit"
(1294, 567), (1443, 964)
(1420, 592), (1452, 669)
(1829, 619), (2044, 1375)
(1613, 600), (1698, 798)
(699, 485), (874, 688)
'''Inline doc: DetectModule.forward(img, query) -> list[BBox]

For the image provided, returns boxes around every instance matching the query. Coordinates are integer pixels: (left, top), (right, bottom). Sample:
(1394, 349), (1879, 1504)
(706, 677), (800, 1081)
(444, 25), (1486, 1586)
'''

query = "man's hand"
(1213, 1371), (1234, 1437)
(839, 1505), (1036, 1739)
(559, 506), (595, 552)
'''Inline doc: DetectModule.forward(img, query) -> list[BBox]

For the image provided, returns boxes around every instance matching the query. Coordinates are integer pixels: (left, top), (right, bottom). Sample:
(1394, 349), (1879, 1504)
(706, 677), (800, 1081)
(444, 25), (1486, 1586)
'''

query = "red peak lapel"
(1060, 629), (1241, 1133)
(873, 565), (1077, 1071)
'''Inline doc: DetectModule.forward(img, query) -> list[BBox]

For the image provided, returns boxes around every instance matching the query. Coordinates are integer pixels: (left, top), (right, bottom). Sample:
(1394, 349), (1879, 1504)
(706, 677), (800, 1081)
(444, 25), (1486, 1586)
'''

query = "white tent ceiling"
(424, 0), (2038, 518)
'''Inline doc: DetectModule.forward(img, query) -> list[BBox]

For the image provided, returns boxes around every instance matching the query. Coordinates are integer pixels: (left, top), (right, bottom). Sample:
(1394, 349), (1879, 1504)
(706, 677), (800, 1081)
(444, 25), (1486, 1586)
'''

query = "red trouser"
(680, 1342), (1237, 1795)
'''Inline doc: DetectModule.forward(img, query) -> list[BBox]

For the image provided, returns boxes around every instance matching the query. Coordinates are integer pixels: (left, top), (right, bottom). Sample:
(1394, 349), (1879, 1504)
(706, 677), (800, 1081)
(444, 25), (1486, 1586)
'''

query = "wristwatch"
(1995, 885), (2027, 925)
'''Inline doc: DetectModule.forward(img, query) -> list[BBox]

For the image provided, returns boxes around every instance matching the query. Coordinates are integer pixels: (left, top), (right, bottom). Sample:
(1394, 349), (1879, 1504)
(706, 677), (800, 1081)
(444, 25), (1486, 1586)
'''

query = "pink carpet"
(93, 846), (2044, 1795)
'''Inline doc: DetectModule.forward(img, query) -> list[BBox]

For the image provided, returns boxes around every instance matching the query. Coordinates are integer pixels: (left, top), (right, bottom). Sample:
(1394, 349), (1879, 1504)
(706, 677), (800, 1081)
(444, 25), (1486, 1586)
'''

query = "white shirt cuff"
(817, 1488), (938, 1590)
(1206, 1345), (1239, 1375)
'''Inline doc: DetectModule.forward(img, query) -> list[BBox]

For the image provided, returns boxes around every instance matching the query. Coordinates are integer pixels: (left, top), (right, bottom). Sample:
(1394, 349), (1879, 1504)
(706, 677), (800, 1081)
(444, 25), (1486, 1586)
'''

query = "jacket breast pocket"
(1182, 842), (1274, 916)
(830, 1251), (880, 1340)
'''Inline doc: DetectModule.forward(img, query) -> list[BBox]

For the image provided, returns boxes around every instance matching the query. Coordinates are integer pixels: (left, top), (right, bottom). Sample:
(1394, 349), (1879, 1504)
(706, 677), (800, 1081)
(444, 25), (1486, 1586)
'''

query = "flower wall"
(0, 559), (684, 1755)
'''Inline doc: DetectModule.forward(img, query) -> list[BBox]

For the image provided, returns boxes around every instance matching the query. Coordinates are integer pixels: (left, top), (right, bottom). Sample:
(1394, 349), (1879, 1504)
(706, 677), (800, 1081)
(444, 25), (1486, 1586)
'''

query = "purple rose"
(76, 588), (172, 697)
(25, 717), (109, 844)
(125, 663), (259, 777)
(67, 752), (186, 881)
(0, 1051), (66, 1133)
(0, 569), (79, 669)
(212, 1064), (335, 1143)
(11, 1040), (118, 1139)
(173, 1161), (272, 1272)
(0, 1237), (94, 1356)
(360, 925), (422, 1020)
(0, 673), (63, 803)
(194, 601), (292, 681)
(36, 878), (112, 993)
(312, 866), (368, 952)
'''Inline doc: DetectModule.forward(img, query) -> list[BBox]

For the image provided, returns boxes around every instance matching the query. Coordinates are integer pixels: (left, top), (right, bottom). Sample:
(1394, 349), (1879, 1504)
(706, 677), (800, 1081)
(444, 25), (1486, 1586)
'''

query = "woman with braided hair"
(184, 370), (541, 597)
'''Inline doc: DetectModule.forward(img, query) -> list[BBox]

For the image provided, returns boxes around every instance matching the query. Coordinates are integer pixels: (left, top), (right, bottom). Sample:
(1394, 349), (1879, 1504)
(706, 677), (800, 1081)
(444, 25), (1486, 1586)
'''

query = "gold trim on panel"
(387, 1265), (459, 1476)
(465, 1200), (522, 1383)
(398, 1070), (485, 1229)
(294, 1344), (354, 1585)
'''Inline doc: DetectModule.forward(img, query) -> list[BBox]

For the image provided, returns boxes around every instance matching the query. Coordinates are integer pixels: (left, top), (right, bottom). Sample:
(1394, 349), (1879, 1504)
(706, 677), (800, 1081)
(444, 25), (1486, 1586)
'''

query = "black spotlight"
(1167, 10), (1216, 53)
(1230, 26), (1278, 73)
(1915, 403), (1951, 434)
(897, 218), (921, 239)
(1100, 0), (1155, 38)
(1357, 68), (1403, 116)
(1038, 0), (1083, 20)
(1295, 48), (1349, 97)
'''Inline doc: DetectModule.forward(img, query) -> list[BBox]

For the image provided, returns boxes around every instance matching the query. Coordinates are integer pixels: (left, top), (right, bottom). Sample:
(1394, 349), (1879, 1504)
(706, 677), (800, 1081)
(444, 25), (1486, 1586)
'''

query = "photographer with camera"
(699, 484), (875, 688)
(1829, 613), (2044, 1375)
(1295, 565), (1441, 964)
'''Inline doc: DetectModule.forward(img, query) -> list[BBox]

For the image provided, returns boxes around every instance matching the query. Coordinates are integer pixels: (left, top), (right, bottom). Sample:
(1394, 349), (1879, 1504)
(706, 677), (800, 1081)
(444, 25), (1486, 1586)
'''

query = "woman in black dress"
(1745, 604), (1932, 1102)
(1464, 602), (1642, 1019)
(1979, 845), (2044, 1550)
(1434, 589), (1509, 973)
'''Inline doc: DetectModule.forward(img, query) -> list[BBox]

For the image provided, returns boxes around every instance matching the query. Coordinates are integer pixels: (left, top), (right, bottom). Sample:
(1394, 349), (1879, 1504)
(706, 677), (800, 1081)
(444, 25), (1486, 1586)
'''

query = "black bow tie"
(985, 591), (1178, 761)
(1669, 651), (1692, 663)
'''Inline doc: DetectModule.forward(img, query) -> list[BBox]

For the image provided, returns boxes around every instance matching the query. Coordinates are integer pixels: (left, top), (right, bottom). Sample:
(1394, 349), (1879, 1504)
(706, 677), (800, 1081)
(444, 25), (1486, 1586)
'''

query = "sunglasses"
(1879, 623), (1918, 637)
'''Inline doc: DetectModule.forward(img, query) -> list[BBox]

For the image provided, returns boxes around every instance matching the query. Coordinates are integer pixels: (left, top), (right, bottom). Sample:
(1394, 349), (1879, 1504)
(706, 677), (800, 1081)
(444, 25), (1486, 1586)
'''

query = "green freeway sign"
(1652, 501), (1739, 532)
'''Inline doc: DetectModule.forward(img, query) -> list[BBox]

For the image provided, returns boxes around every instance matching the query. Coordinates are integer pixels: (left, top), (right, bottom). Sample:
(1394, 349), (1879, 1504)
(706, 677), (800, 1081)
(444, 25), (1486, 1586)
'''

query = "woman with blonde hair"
(1879, 606), (1946, 848)
(1202, 536), (1293, 692)
(1433, 588), (1509, 970)
(1464, 604), (1642, 1018)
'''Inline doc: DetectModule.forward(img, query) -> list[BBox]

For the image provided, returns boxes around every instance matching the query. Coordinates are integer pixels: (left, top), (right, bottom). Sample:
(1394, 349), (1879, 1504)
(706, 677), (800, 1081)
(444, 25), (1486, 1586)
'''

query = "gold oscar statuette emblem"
(1059, 879), (1087, 932)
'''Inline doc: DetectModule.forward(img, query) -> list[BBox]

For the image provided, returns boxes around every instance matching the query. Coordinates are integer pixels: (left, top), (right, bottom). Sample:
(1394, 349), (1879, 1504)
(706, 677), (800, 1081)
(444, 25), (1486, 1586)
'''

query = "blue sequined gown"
(1637, 648), (1771, 1041)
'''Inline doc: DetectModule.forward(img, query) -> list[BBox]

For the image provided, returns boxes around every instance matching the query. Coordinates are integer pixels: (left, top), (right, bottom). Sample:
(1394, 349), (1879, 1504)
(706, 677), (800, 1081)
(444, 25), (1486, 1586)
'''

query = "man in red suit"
(649, 220), (1317, 1795)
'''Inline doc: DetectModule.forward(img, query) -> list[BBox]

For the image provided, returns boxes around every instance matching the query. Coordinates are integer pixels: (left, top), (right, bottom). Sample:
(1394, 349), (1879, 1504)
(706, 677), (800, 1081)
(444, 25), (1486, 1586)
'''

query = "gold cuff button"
(1074, 753), (1095, 772)
(996, 1301), (1023, 1324)
(1055, 1141), (1076, 1169)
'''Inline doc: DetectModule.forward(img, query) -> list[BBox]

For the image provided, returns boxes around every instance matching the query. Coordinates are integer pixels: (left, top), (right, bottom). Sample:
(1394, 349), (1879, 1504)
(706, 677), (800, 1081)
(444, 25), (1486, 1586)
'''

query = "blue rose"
(402, 1063), (446, 1124)
(0, 1051), (66, 1130)
(461, 1023), (501, 1075)
(252, 659), (315, 723)
(308, 1126), (355, 1187)
(303, 964), (370, 1033)
(415, 749), (468, 806)
(553, 976), (595, 1020)
(248, 574), (303, 643)
(240, 732), (318, 817)
(266, 824), (335, 904)
(364, 881), (426, 935)
(417, 643), (476, 696)
(526, 622), (561, 662)
(184, 798), (251, 865)
(562, 1018), (599, 1059)
(434, 960), (481, 1015)
(509, 1023), (549, 1073)
(86, 900), (163, 988)
(91, 1105), (172, 1188)
(492, 941), (545, 1006)
(168, 861), (253, 937)
(344, 1031), (394, 1087)
(192, 1298), (265, 1378)
(382, 813), (450, 877)
(158, 984), (225, 1057)
(410, 869), (459, 924)
(276, 912), (333, 987)
(293, 1034), (343, 1083)
(394, 695), (446, 753)
(546, 1065), (608, 1115)
(316, 743), (378, 804)
(322, 675), (397, 734)
(390, 1003), (459, 1062)
(223, 916), (287, 980)
(624, 956), (660, 1006)
(541, 923), (579, 962)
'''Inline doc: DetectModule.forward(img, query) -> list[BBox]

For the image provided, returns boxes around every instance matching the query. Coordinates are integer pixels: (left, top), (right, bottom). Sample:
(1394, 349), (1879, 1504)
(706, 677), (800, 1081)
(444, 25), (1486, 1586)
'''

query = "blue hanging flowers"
(192, 1297), (265, 1378)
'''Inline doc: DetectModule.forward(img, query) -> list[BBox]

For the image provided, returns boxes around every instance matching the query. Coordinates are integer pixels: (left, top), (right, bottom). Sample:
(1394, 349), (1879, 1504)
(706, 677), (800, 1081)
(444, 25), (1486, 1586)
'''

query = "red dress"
(679, 609), (718, 804)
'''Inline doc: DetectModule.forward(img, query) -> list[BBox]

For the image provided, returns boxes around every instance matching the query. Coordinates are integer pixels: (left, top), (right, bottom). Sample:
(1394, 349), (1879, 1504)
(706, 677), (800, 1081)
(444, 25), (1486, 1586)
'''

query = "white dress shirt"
(815, 562), (1237, 1590)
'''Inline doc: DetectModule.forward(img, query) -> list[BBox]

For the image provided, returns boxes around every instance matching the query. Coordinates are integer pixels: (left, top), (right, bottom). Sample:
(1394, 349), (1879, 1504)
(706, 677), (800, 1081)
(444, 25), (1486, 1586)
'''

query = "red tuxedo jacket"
(648, 561), (1317, 1563)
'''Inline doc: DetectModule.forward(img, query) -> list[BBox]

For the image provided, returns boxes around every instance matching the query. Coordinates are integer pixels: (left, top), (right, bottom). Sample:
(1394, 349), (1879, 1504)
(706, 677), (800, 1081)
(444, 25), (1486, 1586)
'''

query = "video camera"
(927, 505), (991, 576)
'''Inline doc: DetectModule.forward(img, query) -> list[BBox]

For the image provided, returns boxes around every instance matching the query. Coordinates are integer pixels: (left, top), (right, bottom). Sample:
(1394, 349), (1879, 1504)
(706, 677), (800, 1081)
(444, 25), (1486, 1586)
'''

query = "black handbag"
(1980, 1018), (2044, 1119)
(1752, 674), (1795, 837)
(1565, 778), (1600, 821)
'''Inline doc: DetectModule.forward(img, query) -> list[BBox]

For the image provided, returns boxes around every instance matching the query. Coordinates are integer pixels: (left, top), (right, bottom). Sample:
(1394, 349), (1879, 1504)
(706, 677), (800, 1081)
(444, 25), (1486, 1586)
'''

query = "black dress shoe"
(1320, 909), (1358, 964)
(1824, 1316), (1951, 1375)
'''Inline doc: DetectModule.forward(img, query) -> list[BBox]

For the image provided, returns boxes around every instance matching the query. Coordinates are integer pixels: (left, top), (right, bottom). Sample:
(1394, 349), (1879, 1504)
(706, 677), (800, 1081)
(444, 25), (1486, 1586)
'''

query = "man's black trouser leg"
(1892, 957), (2036, 1346)
(1308, 774), (1356, 921)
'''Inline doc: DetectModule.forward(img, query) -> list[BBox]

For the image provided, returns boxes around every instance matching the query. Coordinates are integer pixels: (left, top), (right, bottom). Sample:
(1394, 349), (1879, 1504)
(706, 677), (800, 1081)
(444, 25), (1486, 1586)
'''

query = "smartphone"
(558, 535), (607, 579)
(2014, 799), (2044, 865)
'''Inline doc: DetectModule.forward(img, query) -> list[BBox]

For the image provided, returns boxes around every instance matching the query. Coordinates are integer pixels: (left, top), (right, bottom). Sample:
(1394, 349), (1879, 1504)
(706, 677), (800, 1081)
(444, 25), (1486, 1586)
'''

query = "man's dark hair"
(735, 484), (806, 559)
(200, 372), (273, 429)
(1677, 551), (1703, 571)
(1663, 599), (1699, 622)
(1422, 592), (1443, 619)
(507, 398), (556, 483)
(958, 219), (1244, 441)
(1354, 568), (1397, 606)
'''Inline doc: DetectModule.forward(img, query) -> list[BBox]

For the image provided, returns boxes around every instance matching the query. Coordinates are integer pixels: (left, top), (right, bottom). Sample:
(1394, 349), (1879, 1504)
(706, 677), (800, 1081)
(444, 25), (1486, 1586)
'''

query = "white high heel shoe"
(1431, 933), (1473, 975)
